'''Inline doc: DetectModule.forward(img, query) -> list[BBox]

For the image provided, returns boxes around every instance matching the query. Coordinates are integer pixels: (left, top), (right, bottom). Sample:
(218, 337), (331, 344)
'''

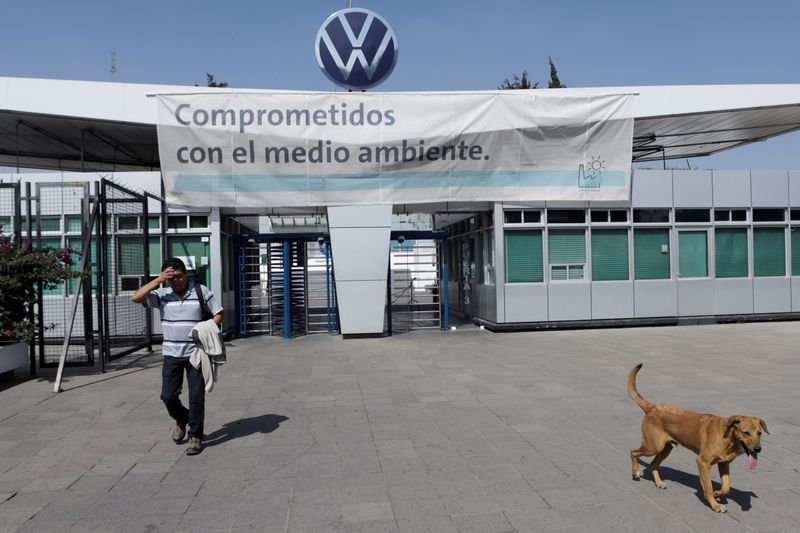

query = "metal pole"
(235, 241), (245, 336)
(442, 239), (449, 330)
(34, 184), (44, 367)
(325, 244), (332, 331)
(25, 182), (35, 376)
(98, 180), (109, 371)
(283, 241), (291, 339)
(81, 184), (94, 364)
(386, 259), (392, 336)
(15, 121), (20, 173)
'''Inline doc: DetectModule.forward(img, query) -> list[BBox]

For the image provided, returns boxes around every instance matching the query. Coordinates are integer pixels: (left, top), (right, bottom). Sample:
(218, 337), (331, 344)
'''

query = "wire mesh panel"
(34, 182), (95, 367)
(0, 183), (21, 242)
(388, 239), (442, 333)
(100, 180), (153, 361)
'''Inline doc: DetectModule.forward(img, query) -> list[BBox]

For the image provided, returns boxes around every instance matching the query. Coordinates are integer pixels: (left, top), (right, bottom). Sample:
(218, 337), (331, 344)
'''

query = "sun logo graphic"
(578, 156), (606, 188)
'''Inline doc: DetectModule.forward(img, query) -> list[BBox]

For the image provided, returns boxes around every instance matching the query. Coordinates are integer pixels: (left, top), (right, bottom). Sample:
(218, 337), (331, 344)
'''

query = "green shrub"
(0, 229), (87, 342)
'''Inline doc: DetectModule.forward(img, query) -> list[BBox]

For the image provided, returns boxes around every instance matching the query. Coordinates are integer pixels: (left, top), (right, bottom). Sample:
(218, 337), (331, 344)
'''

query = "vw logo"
(315, 8), (398, 90)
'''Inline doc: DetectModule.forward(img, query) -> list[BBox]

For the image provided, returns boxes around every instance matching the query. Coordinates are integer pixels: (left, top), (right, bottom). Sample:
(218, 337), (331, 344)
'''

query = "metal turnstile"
(236, 235), (337, 338)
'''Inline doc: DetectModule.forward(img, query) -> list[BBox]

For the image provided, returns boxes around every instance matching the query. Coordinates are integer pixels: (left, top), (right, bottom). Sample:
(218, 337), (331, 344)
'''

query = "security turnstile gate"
(387, 231), (448, 334)
(236, 235), (337, 338)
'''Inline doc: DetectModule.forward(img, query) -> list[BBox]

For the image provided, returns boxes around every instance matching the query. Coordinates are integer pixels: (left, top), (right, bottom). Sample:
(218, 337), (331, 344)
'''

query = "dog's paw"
(656, 481), (667, 489)
(712, 503), (727, 513)
(632, 472), (640, 481)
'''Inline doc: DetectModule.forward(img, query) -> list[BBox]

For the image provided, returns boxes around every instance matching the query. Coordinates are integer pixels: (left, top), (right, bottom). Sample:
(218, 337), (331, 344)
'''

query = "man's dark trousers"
(161, 356), (205, 439)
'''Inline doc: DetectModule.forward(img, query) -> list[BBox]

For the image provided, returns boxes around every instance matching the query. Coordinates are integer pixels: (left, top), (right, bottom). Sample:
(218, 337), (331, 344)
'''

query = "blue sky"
(2, 0), (799, 170)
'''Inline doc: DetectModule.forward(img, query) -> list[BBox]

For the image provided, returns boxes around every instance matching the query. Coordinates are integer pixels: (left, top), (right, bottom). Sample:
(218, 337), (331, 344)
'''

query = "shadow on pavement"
(637, 460), (757, 511)
(204, 414), (289, 447)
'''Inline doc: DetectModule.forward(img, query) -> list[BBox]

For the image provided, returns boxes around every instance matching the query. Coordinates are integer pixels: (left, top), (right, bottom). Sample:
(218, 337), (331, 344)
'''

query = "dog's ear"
(759, 418), (769, 434)
(723, 416), (741, 438)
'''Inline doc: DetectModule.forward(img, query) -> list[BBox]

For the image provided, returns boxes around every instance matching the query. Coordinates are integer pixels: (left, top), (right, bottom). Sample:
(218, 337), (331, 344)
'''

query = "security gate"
(236, 234), (337, 338)
(387, 231), (448, 334)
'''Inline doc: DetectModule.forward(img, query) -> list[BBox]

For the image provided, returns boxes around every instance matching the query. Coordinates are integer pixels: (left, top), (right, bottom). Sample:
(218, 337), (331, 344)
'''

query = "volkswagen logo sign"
(315, 8), (398, 90)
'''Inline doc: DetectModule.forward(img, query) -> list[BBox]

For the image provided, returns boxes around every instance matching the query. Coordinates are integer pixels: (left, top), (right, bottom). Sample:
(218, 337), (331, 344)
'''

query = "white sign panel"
(156, 92), (634, 207)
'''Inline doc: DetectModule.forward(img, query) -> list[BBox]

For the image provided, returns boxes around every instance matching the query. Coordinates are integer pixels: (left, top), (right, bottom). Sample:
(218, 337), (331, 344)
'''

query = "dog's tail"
(627, 363), (651, 412)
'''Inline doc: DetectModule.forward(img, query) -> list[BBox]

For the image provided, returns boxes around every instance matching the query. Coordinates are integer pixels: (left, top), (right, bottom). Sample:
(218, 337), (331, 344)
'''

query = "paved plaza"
(0, 321), (799, 532)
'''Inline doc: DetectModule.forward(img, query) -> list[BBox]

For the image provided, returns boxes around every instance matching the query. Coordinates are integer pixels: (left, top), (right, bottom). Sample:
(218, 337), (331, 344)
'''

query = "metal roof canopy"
(0, 77), (798, 172)
(0, 110), (157, 171)
(633, 105), (800, 162)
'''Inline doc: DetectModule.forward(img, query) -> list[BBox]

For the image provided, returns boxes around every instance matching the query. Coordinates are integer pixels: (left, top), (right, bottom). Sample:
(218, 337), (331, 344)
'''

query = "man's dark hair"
(161, 257), (187, 273)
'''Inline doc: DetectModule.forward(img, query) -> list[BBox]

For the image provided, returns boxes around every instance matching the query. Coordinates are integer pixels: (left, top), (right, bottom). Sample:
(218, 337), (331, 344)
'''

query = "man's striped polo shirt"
(144, 280), (223, 358)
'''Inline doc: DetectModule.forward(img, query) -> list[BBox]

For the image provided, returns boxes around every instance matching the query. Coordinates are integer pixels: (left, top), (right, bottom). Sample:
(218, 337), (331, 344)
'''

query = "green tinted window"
(548, 229), (585, 280)
(754, 228), (785, 277)
(504, 230), (543, 283)
(715, 228), (748, 278)
(66, 237), (96, 295)
(149, 237), (161, 276)
(40, 217), (60, 232)
(792, 228), (800, 276)
(39, 237), (63, 295)
(591, 229), (628, 281)
(118, 237), (145, 276)
(65, 216), (82, 233)
(634, 229), (670, 280)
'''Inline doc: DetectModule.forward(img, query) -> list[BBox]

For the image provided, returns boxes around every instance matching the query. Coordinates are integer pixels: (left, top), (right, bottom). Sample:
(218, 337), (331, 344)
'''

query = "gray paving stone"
(0, 323), (798, 532)
(450, 512), (514, 533)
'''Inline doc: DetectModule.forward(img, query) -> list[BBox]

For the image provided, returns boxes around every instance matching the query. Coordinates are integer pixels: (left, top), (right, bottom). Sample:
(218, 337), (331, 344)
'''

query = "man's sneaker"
(185, 436), (203, 455)
(172, 423), (187, 443)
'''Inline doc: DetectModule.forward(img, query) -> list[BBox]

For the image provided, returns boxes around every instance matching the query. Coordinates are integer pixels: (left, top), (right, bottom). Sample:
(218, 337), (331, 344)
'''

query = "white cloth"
(189, 319), (222, 393)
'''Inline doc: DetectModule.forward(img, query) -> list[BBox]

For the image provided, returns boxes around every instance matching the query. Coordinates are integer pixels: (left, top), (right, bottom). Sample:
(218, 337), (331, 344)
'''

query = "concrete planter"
(0, 342), (28, 374)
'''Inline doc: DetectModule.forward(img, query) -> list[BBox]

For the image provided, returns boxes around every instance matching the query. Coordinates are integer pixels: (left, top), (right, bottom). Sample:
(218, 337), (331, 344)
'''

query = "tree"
(498, 71), (539, 90)
(548, 57), (566, 88)
(0, 232), (86, 342)
(499, 58), (566, 90)
(200, 73), (229, 88)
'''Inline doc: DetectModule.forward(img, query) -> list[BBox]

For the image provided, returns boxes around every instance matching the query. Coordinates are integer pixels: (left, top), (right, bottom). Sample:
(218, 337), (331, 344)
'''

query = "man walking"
(132, 257), (223, 455)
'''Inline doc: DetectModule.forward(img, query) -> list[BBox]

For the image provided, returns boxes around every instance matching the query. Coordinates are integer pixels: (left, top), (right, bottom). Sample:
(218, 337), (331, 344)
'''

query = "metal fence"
(0, 178), (164, 373)
(32, 182), (97, 367)
(387, 237), (443, 333)
(98, 179), (161, 362)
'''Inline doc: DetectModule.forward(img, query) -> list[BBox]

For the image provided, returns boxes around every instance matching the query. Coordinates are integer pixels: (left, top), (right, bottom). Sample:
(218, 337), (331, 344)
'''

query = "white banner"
(156, 91), (634, 207)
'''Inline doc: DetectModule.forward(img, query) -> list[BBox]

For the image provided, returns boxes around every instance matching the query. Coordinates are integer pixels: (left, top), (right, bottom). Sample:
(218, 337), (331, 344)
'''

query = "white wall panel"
(753, 278), (791, 313)
(504, 284), (547, 322)
(677, 279), (714, 316)
(632, 170), (673, 207)
(591, 282), (633, 319)
(674, 170), (712, 207)
(548, 283), (591, 321)
(751, 171), (789, 207)
(712, 171), (751, 207)
(713, 279), (753, 314)
(634, 281), (677, 318)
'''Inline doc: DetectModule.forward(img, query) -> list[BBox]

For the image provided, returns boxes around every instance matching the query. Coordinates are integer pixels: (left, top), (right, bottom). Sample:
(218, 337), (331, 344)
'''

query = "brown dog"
(628, 363), (768, 512)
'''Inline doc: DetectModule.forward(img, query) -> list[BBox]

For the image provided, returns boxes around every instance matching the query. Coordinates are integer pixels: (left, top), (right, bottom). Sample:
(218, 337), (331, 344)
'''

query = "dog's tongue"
(748, 453), (758, 471)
